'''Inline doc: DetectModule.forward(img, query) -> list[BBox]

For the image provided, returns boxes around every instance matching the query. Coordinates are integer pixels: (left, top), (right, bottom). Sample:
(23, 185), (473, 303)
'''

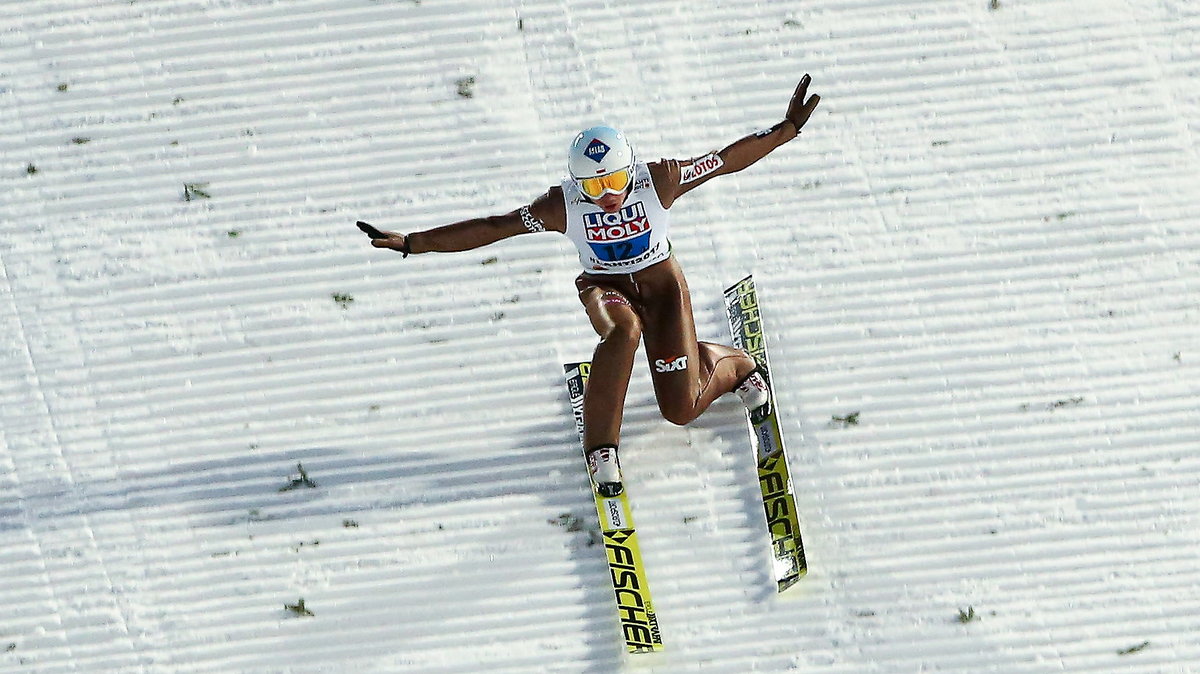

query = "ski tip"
(724, 273), (756, 295)
(777, 570), (806, 593)
(627, 643), (667, 657)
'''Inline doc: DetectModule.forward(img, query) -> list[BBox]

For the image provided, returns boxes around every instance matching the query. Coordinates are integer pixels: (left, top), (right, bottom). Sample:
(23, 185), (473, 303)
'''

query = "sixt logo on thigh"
(654, 355), (688, 373)
(583, 202), (651, 262)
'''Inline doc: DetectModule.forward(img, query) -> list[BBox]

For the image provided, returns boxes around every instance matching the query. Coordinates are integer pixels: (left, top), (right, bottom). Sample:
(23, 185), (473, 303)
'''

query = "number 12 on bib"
(724, 275), (808, 591)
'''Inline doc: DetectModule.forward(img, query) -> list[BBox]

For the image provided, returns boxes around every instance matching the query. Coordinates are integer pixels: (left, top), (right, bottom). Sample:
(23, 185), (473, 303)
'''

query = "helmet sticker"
(584, 138), (611, 163)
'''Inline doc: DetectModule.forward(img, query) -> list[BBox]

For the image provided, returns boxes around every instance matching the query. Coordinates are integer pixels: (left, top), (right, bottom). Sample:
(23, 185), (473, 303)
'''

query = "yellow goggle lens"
(579, 169), (632, 198)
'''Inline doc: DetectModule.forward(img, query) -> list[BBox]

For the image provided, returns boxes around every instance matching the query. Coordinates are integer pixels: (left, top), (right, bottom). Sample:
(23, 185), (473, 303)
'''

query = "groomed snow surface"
(3, 1), (1199, 672)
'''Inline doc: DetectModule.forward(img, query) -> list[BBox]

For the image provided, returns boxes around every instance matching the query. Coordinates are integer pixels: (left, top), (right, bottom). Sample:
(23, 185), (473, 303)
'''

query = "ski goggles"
(576, 167), (633, 199)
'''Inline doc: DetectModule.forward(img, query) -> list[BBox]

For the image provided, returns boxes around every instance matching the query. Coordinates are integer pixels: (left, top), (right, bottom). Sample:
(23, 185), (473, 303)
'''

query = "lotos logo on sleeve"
(583, 202), (651, 262)
(680, 152), (724, 185)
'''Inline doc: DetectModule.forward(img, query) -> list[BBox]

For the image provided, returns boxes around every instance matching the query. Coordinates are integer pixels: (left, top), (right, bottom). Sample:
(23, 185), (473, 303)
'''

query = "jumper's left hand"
(785, 74), (821, 132)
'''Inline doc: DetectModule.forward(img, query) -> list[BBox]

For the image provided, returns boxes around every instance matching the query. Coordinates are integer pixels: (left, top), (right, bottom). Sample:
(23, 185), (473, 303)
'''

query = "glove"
(358, 221), (410, 257)
(785, 74), (820, 133)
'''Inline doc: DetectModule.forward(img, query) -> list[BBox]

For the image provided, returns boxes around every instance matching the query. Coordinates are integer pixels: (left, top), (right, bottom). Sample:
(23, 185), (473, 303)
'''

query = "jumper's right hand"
(358, 221), (410, 256)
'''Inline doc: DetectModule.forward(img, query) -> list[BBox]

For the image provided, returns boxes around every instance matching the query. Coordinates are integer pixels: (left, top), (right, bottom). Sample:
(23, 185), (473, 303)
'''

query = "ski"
(723, 275), (808, 591)
(564, 362), (664, 654)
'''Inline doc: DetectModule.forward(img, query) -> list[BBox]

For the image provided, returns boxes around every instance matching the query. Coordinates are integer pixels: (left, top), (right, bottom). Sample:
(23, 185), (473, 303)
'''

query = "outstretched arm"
(658, 74), (820, 206)
(359, 187), (565, 256)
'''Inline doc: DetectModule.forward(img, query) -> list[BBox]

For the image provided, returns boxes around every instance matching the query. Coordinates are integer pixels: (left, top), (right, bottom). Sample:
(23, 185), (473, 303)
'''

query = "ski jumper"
(563, 161), (756, 451)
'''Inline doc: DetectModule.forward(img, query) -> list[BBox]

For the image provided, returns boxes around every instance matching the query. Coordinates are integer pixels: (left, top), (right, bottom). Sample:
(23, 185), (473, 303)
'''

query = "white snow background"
(2, 0), (1199, 672)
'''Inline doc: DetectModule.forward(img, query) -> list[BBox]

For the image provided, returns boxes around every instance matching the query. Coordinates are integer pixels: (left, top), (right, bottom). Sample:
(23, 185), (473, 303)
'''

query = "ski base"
(724, 275), (808, 591)
(565, 362), (664, 654)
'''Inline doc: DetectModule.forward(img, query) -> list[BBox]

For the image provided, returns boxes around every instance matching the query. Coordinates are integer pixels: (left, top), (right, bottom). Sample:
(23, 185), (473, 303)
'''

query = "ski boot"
(734, 365), (772, 425)
(586, 445), (623, 497)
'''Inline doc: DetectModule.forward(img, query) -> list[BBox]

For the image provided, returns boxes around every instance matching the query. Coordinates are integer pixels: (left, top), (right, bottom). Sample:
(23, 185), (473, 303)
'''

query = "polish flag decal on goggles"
(578, 167), (632, 199)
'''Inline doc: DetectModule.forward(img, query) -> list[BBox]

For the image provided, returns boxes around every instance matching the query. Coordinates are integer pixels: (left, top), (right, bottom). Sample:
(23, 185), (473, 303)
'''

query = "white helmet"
(568, 125), (635, 183)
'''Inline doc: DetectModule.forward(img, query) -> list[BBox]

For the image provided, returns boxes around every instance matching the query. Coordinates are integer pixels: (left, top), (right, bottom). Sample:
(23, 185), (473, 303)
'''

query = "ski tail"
(723, 275), (809, 590)
(564, 362), (664, 653)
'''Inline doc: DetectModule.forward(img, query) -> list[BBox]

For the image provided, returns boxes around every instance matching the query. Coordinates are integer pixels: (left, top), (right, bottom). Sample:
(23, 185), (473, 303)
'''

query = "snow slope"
(2, 0), (1199, 672)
